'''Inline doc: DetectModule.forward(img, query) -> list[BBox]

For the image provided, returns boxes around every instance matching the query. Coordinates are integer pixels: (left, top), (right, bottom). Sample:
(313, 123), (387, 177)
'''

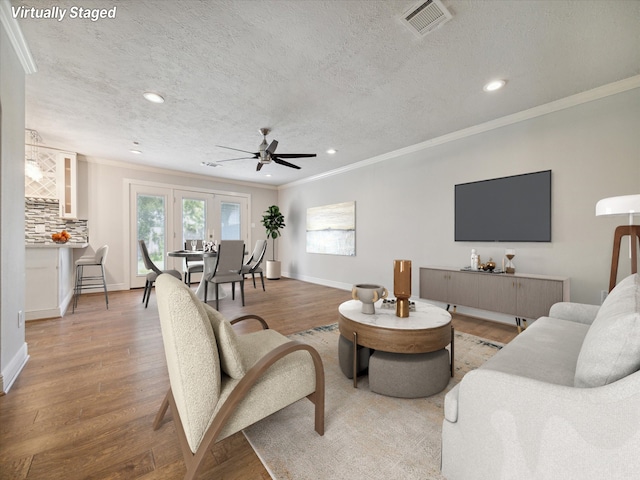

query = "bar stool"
(73, 244), (109, 312)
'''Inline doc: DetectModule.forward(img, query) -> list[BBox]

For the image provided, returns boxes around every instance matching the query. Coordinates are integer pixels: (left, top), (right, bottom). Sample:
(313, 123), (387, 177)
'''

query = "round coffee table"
(338, 300), (454, 390)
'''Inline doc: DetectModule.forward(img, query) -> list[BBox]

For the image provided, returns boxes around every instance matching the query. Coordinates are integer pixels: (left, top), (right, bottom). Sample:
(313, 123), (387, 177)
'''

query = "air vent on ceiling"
(401, 0), (452, 37)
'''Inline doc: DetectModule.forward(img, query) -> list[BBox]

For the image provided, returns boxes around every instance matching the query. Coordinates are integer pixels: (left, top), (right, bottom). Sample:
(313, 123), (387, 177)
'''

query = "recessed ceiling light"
(483, 80), (506, 92)
(265, 174), (272, 177)
(143, 91), (165, 103)
(130, 149), (142, 154)
(326, 148), (337, 155)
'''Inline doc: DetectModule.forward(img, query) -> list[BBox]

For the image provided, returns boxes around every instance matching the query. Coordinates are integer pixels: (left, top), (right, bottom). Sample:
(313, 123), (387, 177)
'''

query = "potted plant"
(261, 205), (286, 279)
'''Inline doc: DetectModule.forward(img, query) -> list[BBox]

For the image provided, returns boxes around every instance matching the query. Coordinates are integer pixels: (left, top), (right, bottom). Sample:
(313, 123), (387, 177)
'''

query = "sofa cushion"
(575, 274), (640, 388)
(480, 316), (589, 386)
(202, 303), (246, 379)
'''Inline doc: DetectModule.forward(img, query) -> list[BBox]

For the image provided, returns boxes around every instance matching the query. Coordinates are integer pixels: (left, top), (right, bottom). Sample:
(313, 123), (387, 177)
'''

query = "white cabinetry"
(57, 152), (77, 219)
(25, 147), (77, 219)
(25, 244), (86, 320)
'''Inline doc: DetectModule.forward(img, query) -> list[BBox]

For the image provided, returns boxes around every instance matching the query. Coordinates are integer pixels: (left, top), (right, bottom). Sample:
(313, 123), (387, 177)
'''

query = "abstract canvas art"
(306, 201), (355, 256)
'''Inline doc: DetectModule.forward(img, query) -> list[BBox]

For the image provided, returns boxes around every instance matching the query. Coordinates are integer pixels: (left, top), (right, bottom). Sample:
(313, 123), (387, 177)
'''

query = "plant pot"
(266, 260), (281, 280)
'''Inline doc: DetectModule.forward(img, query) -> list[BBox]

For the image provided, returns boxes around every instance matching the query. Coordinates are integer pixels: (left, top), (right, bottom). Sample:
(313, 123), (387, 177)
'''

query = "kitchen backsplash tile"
(25, 197), (88, 244)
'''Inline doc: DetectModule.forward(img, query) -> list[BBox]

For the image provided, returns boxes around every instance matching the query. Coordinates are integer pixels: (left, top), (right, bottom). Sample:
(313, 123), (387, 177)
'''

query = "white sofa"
(441, 273), (640, 480)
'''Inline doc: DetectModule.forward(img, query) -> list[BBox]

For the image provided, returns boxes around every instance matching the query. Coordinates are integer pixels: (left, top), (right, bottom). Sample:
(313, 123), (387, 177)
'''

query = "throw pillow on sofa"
(202, 303), (247, 379)
(574, 273), (640, 388)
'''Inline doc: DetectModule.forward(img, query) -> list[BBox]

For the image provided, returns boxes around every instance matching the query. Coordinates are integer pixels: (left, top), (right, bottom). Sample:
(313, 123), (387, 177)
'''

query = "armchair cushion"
(575, 274), (640, 388)
(202, 303), (246, 379)
(214, 330), (317, 441)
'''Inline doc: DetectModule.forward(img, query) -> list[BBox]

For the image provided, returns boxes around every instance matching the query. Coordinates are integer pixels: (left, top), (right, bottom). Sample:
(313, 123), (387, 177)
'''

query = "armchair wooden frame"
(153, 314), (325, 480)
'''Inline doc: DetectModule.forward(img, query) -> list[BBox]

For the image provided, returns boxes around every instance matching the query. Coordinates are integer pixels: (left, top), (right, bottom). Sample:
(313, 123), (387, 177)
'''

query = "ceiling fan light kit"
(213, 128), (316, 172)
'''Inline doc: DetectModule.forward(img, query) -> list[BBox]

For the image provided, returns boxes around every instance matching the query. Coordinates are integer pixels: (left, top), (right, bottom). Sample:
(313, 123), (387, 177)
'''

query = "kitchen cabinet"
(57, 152), (77, 219)
(24, 146), (77, 219)
(25, 243), (87, 320)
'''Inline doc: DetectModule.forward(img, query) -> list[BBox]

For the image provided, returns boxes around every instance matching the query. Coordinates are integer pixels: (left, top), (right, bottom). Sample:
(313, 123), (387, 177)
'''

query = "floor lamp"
(596, 194), (640, 292)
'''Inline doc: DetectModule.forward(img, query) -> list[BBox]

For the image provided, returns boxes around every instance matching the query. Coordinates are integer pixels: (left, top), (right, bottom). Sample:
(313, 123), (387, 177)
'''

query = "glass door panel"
(129, 184), (172, 289)
(182, 197), (207, 248)
(220, 201), (241, 240)
(137, 194), (167, 273)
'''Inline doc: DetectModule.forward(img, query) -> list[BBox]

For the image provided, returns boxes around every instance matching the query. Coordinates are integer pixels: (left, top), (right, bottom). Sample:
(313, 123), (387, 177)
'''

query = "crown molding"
(81, 154), (278, 191)
(0, 0), (37, 74)
(281, 75), (640, 190)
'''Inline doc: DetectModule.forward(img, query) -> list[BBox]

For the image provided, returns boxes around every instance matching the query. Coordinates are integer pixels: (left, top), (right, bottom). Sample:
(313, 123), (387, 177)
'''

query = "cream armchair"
(153, 274), (325, 480)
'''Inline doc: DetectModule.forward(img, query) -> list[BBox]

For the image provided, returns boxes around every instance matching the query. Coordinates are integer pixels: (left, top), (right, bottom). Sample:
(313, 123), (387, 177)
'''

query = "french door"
(130, 185), (173, 288)
(129, 183), (249, 288)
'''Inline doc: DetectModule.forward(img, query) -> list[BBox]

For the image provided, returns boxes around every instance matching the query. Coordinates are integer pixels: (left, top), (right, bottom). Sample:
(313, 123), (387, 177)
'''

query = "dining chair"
(183, 240), (204, 286)
(153, 273), (324, 480)
(241, 239), (267, 291)
(203, 240), (245, 310)
(72, 244), (109, 312)
(139, 240), (182, 308)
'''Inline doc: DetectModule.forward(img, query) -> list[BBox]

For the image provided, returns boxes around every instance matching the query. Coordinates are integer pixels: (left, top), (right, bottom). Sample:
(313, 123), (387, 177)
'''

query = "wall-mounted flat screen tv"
(455, 170), (551, 242)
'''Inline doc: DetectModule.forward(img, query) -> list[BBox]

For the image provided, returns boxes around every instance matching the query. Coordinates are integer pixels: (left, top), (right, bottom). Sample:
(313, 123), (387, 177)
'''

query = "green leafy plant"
(261, 205), (285, 261)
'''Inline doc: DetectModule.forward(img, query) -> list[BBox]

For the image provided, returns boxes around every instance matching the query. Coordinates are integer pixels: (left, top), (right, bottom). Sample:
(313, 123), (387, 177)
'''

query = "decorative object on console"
(352, 284), (388, 314)
(394, 259), (412, 317)
(482, 258), (496, 271)
(470, 249), (479, 270)
(596, 194), (640, 292)
(505, 249), (516, 274)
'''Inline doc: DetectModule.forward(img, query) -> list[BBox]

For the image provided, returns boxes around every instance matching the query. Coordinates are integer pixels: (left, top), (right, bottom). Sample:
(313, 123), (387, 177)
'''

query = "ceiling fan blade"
(267, 139), (278, 155)
(272, 153), (316, 158)
(216, 145), (258, 155)
(217, 156), (257, 162)
(273, 157), (301, 169)
(256, 162), (264, 171)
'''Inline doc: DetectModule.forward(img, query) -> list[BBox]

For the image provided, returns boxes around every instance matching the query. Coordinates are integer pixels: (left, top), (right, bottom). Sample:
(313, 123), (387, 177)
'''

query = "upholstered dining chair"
(138, 240), (182, 308)
(241, 239), (267, 291)
(153, 274), (324, 480)
(72, 244), (109, 312)
(183, 240), (204, 286)
(203, 240), (245, 310)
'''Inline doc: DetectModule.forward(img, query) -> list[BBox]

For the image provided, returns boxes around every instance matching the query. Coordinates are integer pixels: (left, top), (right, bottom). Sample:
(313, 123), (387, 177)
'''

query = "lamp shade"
(596, 194), (640, 217)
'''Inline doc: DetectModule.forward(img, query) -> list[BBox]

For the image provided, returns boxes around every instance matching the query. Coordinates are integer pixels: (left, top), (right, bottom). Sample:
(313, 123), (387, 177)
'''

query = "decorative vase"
(352, 284), (388, 314)
(394, 259), (411, 317)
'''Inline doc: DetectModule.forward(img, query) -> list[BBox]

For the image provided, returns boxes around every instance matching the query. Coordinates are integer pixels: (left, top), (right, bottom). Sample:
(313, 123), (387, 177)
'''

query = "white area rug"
(243, 323), (502, 480)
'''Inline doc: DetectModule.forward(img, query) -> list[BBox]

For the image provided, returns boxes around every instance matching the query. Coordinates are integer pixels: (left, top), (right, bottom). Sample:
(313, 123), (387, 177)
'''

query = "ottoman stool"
(338, 334), (372, 379)
(369, 349), (450, 398)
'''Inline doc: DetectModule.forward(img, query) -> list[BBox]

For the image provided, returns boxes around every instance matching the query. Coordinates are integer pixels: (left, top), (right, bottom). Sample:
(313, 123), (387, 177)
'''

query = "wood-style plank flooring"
(0, 277), (517, 479)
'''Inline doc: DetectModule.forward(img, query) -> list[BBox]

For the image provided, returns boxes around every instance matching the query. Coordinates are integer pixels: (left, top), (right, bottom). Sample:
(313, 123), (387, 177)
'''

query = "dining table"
(167, 249), (225, 301)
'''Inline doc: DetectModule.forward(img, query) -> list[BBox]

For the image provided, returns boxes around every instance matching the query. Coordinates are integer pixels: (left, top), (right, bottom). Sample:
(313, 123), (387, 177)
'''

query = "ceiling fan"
(214, 128), (316, 171)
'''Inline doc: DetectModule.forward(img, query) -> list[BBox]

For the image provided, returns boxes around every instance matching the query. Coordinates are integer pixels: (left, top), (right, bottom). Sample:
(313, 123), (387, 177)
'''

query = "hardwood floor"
(0, 278), (517, 479)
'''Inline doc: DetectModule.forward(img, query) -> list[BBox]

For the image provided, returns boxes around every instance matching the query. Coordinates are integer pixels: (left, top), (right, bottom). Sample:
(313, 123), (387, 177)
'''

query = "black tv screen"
(455, 170), (551, 242)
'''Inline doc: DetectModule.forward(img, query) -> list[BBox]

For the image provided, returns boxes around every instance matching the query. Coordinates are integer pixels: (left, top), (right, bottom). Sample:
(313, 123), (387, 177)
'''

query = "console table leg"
(353, 331), (358, 389)
(450, 325), (455, 377)
(515, 317), (527, 334)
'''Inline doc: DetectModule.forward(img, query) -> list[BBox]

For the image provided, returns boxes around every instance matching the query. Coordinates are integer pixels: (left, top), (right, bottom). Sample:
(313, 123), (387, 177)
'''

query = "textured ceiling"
(14, 0), (640, 186)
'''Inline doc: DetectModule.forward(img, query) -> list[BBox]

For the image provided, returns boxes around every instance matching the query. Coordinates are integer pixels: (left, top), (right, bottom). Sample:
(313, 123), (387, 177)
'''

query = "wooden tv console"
(419, 267), (570, 332)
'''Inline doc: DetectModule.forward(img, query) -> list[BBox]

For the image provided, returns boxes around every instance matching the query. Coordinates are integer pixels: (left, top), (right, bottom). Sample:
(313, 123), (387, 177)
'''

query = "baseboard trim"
(1, 342), (29, 394)
(281, 272), (351, 292)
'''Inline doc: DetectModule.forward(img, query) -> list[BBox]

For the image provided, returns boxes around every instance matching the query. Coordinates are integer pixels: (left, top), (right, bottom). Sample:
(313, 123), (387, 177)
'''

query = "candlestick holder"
(394, 259), (411, 317)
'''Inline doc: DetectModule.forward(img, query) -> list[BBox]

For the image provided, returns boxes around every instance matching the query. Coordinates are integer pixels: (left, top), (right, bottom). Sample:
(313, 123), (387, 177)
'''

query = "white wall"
(76, 159), (278, 290)
(278, 86), (640, 319)
(0, 17), (28, 392)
